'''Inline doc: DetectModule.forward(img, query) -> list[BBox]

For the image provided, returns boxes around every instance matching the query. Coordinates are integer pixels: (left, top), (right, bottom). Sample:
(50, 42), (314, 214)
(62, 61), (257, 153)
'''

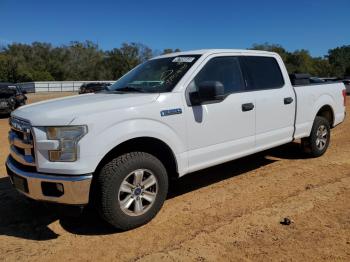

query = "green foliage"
(286, 49), (315, 74)
(327, 45), (350, 77)
(251, 43), (350, 78)
(251, 43), (289, 61)
(162, 48), (181, 55)
(0, 41), (158, 82)
(0, 41), (349, 83)
(312, 58), (334, 77)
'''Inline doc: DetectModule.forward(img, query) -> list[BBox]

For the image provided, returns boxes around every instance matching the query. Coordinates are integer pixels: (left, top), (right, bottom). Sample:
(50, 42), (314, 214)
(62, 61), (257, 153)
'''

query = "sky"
(1, 0), (349, 57)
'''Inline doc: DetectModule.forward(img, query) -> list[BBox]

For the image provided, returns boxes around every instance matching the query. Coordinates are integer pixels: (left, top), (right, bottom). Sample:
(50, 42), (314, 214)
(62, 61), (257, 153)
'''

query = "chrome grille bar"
(8, 117), (36, 167)
(9, 146), (35, 166)
(8, 132), (33, 149)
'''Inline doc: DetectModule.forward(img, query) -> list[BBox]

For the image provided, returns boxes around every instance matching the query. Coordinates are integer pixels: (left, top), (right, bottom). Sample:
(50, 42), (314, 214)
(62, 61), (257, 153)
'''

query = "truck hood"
(12, 93), (159, 126)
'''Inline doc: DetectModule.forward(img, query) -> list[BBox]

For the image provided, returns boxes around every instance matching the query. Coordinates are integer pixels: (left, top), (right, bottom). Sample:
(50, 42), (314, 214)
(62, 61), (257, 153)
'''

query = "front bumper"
(0, 107), (12, 114)
(6, 157), (92, 205)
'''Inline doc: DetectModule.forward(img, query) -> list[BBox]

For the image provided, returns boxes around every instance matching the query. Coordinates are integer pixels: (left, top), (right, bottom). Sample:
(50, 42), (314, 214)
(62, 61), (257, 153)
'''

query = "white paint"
(11, 49), (346, 178)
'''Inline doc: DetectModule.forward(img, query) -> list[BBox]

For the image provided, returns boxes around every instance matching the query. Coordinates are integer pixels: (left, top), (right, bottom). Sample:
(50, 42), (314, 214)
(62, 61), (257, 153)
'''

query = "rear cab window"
(240, 56), (285, 91)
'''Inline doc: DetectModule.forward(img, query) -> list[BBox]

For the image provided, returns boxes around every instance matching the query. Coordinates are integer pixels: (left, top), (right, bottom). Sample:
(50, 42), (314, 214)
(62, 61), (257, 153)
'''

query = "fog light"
(41, 182), (64, 197)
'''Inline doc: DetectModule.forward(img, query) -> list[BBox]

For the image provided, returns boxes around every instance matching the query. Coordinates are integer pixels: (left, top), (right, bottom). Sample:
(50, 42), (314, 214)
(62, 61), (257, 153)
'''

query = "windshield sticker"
(165, 64), (188, 85)
(172, 57), (196, 63)
(160, 70), (174, 81)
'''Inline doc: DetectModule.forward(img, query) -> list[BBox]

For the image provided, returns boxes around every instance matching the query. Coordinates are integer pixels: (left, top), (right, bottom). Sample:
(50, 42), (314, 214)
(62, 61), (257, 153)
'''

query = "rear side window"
(193, 57), (245, 94)
(242, 56), (284, 90)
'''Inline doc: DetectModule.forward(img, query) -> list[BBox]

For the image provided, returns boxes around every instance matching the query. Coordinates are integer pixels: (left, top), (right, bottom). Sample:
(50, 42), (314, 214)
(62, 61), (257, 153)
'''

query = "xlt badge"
(160, 108), (182, 117)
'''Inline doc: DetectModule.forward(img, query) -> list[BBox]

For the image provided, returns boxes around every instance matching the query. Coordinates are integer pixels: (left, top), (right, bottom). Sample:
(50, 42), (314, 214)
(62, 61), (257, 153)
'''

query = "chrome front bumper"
(6, 157), (92, 205)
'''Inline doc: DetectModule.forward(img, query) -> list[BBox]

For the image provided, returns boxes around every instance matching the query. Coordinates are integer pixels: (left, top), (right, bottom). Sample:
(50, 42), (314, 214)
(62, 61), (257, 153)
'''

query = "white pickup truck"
(6, 49), (346, 230)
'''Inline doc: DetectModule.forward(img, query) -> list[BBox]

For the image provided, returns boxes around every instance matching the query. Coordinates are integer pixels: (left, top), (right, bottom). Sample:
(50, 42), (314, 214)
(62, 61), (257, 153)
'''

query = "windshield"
(108, 55), (201, 93)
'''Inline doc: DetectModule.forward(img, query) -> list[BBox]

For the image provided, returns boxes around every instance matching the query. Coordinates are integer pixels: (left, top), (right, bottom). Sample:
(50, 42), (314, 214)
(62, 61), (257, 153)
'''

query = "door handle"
(242, 103), (254, 112)
(284, 97), (294, 104)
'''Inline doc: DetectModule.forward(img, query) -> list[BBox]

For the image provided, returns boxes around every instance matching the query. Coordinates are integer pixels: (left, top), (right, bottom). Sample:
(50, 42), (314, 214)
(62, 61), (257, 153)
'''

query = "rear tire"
(301, 116), (330, 157)
(94, 152), (168, 230)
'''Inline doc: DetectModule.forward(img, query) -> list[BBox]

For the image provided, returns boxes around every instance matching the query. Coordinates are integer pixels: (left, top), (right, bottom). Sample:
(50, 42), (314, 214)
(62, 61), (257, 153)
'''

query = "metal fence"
(17, 81), (115, 93)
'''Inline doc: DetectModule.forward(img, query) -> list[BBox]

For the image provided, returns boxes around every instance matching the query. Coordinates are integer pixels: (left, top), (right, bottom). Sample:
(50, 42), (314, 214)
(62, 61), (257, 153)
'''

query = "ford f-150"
(6, 49), (346, 230)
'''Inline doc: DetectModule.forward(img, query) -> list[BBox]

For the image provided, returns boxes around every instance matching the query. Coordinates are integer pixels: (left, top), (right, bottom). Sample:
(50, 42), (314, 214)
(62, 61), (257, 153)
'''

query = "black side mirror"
(190, 81), (225, 105)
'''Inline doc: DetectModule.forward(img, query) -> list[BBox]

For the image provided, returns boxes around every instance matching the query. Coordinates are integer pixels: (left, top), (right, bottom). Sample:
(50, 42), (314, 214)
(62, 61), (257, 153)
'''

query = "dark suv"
(79, 82), (112, 94)
(343, 79), (350, 95)
(0, 83), (27, 115)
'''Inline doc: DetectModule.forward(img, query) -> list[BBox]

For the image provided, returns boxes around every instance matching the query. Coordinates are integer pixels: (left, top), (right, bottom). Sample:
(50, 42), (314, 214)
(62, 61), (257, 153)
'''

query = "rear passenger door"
(240, 55), (295, 150)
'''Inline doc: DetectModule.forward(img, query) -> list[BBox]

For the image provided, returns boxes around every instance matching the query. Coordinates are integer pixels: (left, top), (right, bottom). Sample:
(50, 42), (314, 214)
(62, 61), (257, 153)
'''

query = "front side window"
(108, 55), (201, 93)
(191, 56), (245, 95)
(242, 56), (284, 90)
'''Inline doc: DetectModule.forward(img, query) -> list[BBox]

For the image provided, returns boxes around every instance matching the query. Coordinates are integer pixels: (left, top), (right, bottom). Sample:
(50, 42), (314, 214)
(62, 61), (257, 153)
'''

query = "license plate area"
(0, 101), (8, 108)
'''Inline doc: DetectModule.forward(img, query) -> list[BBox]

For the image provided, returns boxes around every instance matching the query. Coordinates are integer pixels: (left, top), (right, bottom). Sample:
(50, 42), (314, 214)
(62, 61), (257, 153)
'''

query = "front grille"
(0, 99), (9, 108)
(8, 117), (36, 168)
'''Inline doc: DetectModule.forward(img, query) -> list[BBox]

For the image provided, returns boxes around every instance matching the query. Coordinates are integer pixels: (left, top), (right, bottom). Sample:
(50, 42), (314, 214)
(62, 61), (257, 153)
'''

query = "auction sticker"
(172, 57), (196, 63)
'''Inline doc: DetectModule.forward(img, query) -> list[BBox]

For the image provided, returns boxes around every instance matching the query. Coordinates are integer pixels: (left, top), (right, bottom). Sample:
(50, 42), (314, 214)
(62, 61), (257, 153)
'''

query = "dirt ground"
(0, 93), (349, 261)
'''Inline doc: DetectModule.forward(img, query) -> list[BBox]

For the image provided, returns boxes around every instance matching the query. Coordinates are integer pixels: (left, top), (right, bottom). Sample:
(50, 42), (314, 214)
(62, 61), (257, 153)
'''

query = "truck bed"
(293, 82), (346, 139)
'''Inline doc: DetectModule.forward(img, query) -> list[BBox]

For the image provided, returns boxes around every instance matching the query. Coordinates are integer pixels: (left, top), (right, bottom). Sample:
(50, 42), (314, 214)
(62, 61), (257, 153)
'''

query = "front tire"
(302, 116), (330, 157)
(95, 152), (168, 230)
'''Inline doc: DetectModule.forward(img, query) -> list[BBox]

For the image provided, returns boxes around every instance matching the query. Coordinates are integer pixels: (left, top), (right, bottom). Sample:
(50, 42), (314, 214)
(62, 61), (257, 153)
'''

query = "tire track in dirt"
(0, 94), (349, 261)
(137, 176), (350, 261)
(31, 159), (350, 262)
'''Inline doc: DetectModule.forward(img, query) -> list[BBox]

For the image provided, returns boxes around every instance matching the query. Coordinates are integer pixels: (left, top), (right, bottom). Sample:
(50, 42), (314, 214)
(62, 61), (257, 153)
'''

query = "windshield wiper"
(114, 86), (145, 93)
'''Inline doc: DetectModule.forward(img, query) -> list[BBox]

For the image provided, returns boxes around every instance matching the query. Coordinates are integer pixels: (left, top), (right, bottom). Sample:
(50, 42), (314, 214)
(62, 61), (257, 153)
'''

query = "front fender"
(80, 119), (187, 174)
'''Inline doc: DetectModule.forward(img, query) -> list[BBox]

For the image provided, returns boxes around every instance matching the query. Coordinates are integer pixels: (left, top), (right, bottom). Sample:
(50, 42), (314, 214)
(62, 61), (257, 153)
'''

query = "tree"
(251, 43), (341, 76)
(312, 58), (334, 77)
(103, 42), (154, 80)
(161, 48), (181, 55)
(286, 49), (315, 74)
(0, 41), (348, 82)
(327, 45), (350, 77)
(61, 41), (105, 80)
(0, 53), (21, 82)
(251, 43), (289, 62)
(345, 67), (350, 78)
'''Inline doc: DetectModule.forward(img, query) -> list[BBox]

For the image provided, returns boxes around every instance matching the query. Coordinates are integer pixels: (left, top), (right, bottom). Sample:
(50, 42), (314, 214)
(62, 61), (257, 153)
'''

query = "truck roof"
(155, 49), (276, 59)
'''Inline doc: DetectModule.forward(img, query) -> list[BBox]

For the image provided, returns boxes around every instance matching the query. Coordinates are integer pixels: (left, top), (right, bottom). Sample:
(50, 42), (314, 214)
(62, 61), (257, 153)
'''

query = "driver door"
(184, 55), (256, 173)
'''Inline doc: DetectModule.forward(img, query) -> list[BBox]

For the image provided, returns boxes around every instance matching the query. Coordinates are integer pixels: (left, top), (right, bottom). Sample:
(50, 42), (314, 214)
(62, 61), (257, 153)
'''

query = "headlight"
(46, 126), (87, 162)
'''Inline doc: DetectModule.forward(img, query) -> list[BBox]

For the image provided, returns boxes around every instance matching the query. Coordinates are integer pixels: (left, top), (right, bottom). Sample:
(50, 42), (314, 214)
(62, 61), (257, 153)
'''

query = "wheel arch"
(315, 104), (335, 127)
(94, 136), (180, 181)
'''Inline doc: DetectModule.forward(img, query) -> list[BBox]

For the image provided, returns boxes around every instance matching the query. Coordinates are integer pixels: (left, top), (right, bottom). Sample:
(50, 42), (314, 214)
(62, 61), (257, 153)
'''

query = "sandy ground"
(0, 93), (349, 261)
